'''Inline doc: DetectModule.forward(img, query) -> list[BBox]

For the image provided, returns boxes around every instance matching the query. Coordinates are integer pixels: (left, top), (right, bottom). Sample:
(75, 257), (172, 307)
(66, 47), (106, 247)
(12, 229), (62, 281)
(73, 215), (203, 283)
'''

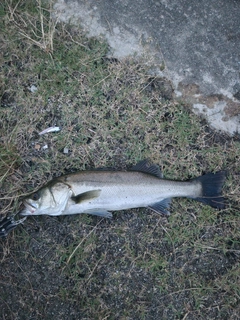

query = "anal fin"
(148, 198), (171, 216)
(84, 209), (112, 219)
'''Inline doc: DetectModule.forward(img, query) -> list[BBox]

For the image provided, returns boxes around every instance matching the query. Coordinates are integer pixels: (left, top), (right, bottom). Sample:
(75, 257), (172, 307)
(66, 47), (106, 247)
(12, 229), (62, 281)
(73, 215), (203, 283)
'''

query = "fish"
(19, 160), (226, 218)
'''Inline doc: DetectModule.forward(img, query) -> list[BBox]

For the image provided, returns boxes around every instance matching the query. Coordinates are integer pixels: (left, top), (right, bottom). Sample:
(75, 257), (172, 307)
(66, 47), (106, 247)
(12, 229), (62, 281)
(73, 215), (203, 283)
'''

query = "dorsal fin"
(130, 159), (163, 178)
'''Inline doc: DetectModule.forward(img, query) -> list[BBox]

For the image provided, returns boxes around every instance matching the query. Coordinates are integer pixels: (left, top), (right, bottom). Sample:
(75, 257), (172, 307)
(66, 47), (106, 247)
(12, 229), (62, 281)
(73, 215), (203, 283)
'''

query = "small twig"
(93, 74), (111, 87)
(182, 312), (190, 320)
(160, 222), (176, 264)
(67, 219), (103, 264)
(85, 258), (101, 283)
(7, 0), (21, 21)
(197, 245), (240, 253)
(0, 158), (18, 183)
(138, 76), (156, 94)
(64, 28), (88, 49)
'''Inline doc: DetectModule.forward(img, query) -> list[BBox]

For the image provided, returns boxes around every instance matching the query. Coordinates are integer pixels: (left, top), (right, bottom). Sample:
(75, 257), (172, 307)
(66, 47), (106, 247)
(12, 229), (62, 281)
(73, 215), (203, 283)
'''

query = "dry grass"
(6, 0), (57, 54)
(0, 1), (239, 319)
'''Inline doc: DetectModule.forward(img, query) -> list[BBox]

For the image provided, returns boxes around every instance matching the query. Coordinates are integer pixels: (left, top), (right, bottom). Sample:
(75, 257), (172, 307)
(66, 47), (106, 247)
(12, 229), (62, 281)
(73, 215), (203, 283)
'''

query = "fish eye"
(31, 192), (40, 201)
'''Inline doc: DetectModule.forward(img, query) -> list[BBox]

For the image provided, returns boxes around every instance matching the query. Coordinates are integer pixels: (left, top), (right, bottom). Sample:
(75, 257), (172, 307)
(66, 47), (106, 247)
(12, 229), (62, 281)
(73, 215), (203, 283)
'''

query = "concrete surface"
(53, 0), (240, 135)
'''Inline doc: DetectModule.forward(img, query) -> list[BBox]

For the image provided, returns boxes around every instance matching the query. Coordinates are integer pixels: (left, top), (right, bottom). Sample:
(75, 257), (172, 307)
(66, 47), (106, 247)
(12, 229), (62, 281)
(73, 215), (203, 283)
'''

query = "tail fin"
(193, 171), (226, 209)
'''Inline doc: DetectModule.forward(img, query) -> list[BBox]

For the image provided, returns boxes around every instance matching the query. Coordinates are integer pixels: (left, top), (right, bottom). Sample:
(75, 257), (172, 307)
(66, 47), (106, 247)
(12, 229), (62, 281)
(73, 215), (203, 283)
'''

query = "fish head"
(21, 182), (72, 216)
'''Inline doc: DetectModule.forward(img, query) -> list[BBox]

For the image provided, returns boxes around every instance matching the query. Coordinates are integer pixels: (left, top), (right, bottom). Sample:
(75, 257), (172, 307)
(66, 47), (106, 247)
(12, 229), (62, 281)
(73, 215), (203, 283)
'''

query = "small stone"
(35, 144), (41, 150)
(63, 147), (69, 154)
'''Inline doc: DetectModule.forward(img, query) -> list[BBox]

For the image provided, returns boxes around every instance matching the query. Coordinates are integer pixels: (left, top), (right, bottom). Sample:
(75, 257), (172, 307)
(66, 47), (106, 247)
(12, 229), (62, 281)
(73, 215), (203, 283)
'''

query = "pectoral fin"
(84, 209), (112, 218)
(148, 198), (171, 215)
(71, 190), (101, 204)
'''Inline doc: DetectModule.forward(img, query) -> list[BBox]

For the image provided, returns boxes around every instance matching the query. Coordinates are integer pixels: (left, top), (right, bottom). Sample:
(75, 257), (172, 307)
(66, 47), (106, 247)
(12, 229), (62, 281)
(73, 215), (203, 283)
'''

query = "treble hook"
(0, 214), (27, 238)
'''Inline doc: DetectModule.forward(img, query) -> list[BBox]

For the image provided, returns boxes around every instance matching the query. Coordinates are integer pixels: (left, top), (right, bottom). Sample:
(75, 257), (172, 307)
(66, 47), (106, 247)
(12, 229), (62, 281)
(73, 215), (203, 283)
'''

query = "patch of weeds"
(0, 142), (22, 215)
(0, 143), (21, 181)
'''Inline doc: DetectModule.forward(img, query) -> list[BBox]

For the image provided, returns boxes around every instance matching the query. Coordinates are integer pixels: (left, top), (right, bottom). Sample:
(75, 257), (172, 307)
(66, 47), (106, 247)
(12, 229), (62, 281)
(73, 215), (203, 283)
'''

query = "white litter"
(30, 85), (38, 93)
(39, 126), (61, 135)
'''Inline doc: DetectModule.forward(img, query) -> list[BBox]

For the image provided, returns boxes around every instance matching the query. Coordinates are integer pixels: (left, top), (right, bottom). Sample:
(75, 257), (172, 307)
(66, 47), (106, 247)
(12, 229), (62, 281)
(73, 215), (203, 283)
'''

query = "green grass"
(0, 0), (239, 319)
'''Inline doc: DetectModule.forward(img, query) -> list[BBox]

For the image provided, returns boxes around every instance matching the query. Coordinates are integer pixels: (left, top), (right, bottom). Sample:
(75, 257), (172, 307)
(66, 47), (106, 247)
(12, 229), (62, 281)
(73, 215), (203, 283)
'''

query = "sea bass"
(20, 160), (226, 218)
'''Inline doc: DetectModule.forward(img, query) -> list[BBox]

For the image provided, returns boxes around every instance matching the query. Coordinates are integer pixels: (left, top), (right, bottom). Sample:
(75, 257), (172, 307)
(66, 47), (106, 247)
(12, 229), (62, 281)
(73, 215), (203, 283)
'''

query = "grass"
(0, 0), (240, 319)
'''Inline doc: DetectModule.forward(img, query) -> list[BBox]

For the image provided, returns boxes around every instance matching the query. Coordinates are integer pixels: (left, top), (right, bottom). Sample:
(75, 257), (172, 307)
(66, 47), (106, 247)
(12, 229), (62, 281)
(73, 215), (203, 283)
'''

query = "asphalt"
(54, 0), (240, 135)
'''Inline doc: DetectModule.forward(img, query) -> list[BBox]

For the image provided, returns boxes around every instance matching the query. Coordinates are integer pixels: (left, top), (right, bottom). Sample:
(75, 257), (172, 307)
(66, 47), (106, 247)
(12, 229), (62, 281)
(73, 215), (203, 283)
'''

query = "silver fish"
(20, 160), (226, 218)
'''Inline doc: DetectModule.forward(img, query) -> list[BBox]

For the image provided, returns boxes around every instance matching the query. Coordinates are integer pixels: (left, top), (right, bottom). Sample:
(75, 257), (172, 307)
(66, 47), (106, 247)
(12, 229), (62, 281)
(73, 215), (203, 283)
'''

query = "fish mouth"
(20, 201), (37, 216)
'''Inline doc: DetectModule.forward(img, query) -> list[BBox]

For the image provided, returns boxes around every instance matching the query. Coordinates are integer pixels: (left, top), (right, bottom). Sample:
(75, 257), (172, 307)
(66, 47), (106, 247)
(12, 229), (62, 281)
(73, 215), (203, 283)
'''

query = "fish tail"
(192, 171), (226, 209)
